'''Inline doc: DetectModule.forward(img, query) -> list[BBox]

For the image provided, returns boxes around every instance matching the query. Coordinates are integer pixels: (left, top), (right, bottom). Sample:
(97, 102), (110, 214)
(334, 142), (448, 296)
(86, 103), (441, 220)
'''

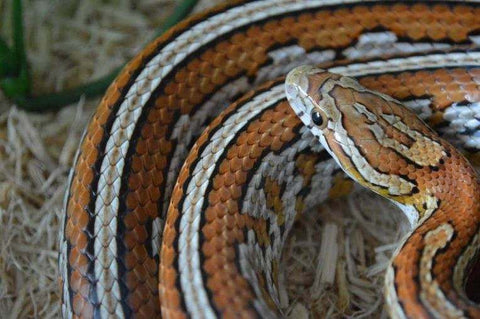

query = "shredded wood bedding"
(0, 1), (405, 317)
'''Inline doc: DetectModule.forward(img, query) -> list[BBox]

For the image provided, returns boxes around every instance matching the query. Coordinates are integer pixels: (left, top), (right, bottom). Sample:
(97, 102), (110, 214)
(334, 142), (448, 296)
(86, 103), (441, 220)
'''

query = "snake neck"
(387, 142), (480, 319)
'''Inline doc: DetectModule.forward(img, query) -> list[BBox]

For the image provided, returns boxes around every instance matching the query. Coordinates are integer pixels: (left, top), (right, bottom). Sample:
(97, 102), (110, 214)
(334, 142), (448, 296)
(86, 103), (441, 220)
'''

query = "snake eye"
(311, 110), (324, 126)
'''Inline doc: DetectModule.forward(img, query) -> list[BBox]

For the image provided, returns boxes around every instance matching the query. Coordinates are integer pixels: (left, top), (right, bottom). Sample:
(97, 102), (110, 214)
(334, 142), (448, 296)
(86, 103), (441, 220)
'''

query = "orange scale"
(228, 157), (243, 172)
(411, 3), (430, 16)
(196, 63), (211, 79)
(236, 144), (251, 159)
(132, 225), (149, 243)
(126, 193), (140, 214)
(202, 222), (218, 240)
(173, 70), (188, 84)
(398, 165), (410, 176)
(71, 207), (89, 226)
(164, 81), (180, 95)
(132, 264), (149, 280)
(263, 20), (280, 32)
(336, 8), (353, 20)
(174, 81), (188, 95)
(218, 188), (230, 203)
(226, 46), (242, 62)
(186, 90), (203, 106)
(359, 15), (379, 30)
(224, 201), (238, 217)
(254, 121), (269, 135)
(457, 75), (475, 85)
(184, 71), (199, 87)
(73, 296), (93, 317)
(230, 183), (243, 199)
(230, 32), (246, 45)
(279, 128), (295, 143)
(450, 90), (468, 103)
(270, 30), (288, 45)
(245, 25), (262, 38)
(445, 81), (461, 92)
(242, 157), (257, 171)
(123, 210), (141, 229)
(232, 217), (245, 232)
(448, 28), (469, 42)
(160, 228), (177, 252)
(151, 172), (164, 188)
(352, 5), (370, 17)
(69, 250), (86, 273)
(271, 137), (284, 151)
(133, 141), (148, 159)
(155, 155), (168, 171)
(211, 69), (227, 86)
(203, 208), (219, 226)
(142, 157), (156, 173)
(163, 290), (182, 308)
(258, 134), (273, 148)
(177, 98), (191, 114)
(246, 133), (261, 147)
(64, 222), (75, 242)
(297, 37), (316, 51)
(409, 84), (429, 98)
(200, 49), (216, 63)
(269, 123), (284, 136)
(224, 217), (237, 233)
(231, 128), (247, 142)
(148, 185), (162, 202)
(199, 79), (215, 96)
(282, 109), (298, 124)
(252, 49), (269, 65)
(123, 250), (139, 269)
(215, 40), (232, 53)
(209, 176), (226, 193)
(419, 14), (436, 27)
(453, 5), (474, 15)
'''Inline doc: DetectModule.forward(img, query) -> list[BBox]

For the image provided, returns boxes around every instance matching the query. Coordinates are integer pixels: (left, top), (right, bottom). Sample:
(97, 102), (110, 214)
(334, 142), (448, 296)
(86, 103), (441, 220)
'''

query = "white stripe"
(342, 31), (451, 60)
(178, 85), (285, 317)
(330, 51), (480, 76)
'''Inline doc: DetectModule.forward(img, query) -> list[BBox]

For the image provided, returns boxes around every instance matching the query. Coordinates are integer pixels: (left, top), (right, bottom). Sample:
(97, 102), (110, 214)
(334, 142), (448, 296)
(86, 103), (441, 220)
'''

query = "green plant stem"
(0, 37), (17, 77)
(13, 71), (119, 112)
(0, 0), (30, 99)
(12, 0), (27, 76)
(13, 0), (199, 112)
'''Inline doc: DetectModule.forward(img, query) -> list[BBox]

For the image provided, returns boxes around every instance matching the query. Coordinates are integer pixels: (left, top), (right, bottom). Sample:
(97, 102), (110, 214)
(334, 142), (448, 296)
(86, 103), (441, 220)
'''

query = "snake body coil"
(60, 1), (480, 318)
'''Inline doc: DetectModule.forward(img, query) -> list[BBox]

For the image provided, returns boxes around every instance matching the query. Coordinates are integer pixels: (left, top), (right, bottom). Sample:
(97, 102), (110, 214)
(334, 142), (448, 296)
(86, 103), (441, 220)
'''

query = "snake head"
(285, 65), (448, 205)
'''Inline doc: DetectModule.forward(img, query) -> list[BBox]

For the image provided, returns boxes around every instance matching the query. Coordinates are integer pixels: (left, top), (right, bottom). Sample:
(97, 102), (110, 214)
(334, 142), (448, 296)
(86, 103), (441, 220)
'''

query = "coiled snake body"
(59, 1), (480, 318)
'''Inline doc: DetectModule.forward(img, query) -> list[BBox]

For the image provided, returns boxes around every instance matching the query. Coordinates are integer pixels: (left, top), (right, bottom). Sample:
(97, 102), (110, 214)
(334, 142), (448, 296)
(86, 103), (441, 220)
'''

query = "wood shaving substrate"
(0, 0), (407, 318)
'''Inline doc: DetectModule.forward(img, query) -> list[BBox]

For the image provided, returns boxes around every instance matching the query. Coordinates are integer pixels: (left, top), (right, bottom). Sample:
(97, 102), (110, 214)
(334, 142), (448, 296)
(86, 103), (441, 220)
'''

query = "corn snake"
(59, 0), (480, 318)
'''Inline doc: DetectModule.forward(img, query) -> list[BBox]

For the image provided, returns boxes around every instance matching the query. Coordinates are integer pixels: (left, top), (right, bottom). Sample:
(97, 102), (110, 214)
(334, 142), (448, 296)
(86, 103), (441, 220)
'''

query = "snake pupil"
(311, 111), (323, 126)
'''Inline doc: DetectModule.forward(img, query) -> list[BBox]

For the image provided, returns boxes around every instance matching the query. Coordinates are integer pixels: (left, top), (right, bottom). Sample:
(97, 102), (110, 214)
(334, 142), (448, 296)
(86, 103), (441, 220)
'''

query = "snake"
(58, 0), (480, 318)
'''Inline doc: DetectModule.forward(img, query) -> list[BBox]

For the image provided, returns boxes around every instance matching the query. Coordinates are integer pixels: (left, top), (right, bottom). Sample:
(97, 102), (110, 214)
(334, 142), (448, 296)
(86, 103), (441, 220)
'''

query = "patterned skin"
(285, 66), (480, 318)
(58, 0), (480, 318)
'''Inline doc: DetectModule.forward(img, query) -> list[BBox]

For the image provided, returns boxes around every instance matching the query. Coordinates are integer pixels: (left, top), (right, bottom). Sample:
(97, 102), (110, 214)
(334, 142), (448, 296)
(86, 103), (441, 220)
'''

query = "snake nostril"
(285, 83), (298, 99)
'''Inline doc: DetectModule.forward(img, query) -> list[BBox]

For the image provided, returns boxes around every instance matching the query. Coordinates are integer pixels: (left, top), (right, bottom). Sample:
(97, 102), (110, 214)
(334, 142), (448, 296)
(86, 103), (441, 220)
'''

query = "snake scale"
(59, 1), (480, 318)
